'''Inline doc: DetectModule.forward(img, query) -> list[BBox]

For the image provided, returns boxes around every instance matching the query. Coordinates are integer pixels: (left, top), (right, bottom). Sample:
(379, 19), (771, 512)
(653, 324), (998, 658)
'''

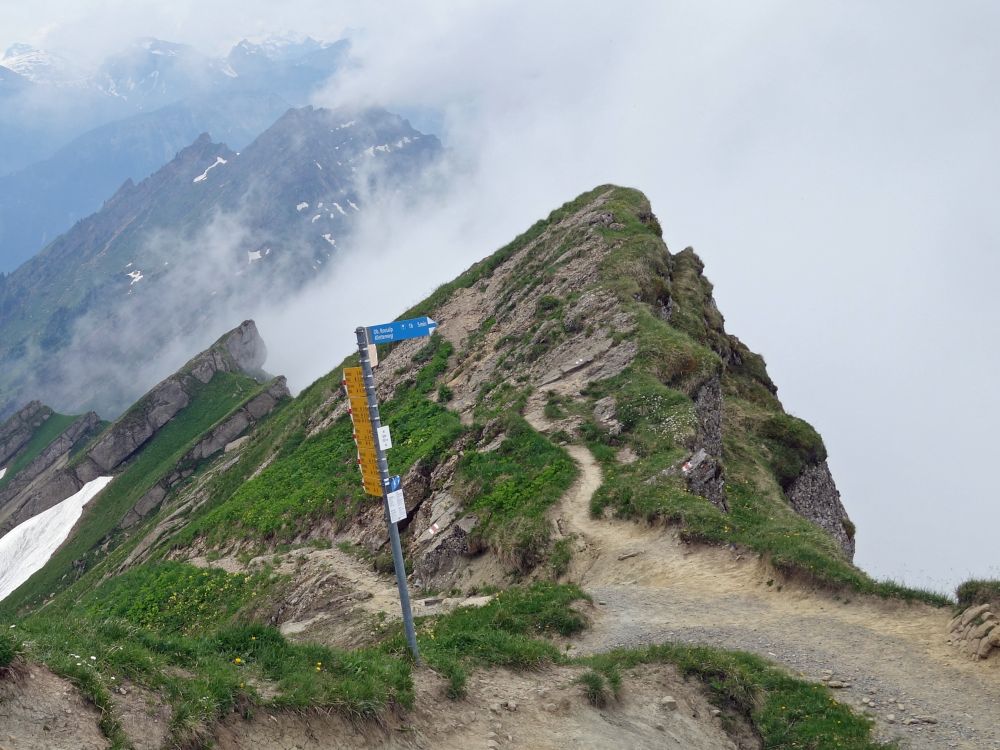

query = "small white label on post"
(377, 425), (392, 450)
(387, 489), (407, 523)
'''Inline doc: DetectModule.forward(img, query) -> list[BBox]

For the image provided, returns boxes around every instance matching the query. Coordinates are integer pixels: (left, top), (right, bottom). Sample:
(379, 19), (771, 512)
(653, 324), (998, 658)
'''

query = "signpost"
(367, 316), (437, 344)
(344, 316), (438, 663)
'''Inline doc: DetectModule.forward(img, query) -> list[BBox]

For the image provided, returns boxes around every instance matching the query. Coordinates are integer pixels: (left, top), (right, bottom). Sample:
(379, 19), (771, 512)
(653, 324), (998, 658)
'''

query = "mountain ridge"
(0, 104), (441, 420)
(3, 185), (982, 750)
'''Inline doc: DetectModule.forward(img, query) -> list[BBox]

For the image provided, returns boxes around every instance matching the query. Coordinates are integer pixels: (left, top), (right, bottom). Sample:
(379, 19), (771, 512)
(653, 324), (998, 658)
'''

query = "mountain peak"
(0, 43), (81, 85)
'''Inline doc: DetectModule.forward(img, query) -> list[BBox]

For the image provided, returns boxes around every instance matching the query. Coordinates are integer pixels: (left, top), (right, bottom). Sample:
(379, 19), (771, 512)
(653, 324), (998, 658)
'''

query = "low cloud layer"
(6, 1), (999, 592)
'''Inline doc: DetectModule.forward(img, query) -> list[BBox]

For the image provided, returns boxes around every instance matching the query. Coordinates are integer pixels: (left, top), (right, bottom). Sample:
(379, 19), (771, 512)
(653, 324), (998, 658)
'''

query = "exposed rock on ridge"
(0, 401), (52, 467)
(786, 462), (855, 558)
(0, 411), (101, 530)
(82, 320), (268, 476)
(0, 320), (279, 539)
(119, 376), (290, 529)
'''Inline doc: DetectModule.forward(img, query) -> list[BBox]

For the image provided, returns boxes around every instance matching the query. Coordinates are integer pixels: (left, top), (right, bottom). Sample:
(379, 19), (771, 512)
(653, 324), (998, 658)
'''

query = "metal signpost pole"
(354, 327), (420, 663)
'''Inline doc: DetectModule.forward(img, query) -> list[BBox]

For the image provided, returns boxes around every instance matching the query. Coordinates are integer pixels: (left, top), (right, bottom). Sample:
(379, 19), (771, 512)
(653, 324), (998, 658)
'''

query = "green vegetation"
(14, 562), (410, 747)
(577, 666), (621, 707)
(0, 372), (263, 615)
(554, 187), (948, 607)
(578, 668), (615, 707)
(79, 562), (275, 636)
(550, 535), (574, 578)
(0, 628), (21, 670)
(956, 579), (1000, 608)
(385, 582), (589, 698)
(758, 413), (828, 489)
(585, 645), (890, 749)
(455, 416), (577, 571)
(179, 336), (462, 547)
(0, 410), (78, 489)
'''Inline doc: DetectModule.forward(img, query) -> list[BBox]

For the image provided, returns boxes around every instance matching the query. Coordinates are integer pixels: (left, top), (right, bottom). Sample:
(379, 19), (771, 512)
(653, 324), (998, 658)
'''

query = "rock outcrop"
(119, 377), (290, 529)
(946, 602), (1000, 661)
(689, 375), (726, 510)
(0, 412), (101, 525)
(0, 320), (276, 539)
(786, 461), (856, 558)
(0, 401), (52, 467)
(85, 321), (270, 475)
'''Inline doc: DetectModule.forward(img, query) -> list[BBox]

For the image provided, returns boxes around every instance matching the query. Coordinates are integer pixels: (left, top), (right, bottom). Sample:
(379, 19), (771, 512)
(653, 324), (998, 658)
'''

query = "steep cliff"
(0, 320), (285, 548)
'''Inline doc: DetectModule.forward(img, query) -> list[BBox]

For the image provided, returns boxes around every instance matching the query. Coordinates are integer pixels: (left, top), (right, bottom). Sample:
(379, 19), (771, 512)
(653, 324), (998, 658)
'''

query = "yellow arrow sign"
(344, 367), (384, 497)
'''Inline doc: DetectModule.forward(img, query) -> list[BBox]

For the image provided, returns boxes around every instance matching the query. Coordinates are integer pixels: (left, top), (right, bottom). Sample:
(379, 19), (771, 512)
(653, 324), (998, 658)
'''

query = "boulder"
(962, 604), (992, 626)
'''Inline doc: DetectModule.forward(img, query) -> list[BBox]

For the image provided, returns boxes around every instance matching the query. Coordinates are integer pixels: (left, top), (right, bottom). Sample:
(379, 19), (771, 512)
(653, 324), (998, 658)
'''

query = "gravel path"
(534, 430), (1000, 750)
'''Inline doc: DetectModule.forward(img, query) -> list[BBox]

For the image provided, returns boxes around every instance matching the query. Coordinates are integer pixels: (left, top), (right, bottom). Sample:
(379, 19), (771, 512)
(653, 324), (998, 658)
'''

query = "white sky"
(3, 1), (998, 594)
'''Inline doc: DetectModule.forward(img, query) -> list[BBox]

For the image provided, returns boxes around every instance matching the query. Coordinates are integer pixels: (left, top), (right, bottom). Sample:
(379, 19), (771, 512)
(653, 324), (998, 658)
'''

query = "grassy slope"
(9, 579), (887, 749)
(0, 372), (264, 615)
(0, 411), (78, 490)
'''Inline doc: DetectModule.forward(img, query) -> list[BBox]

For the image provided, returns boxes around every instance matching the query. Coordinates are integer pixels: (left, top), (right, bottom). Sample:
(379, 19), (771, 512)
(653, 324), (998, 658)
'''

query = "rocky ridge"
(0, 401), (52, 467)
(0, 320), (283, 541)
(2, 186), (951, 750)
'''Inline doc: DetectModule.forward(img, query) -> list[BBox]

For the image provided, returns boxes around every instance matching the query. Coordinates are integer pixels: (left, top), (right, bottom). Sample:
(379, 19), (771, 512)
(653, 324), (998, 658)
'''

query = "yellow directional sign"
(343, 367), (383, 496)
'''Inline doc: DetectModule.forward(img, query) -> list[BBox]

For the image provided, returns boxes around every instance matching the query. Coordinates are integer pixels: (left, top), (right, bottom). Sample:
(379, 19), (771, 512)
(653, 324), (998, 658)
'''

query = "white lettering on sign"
(377, 425), (392, 450)
(387, 489), (407, 524)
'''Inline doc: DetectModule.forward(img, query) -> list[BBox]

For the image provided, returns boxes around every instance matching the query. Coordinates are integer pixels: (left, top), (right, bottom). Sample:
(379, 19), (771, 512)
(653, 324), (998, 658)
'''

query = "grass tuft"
(956, 579), (1000, 608)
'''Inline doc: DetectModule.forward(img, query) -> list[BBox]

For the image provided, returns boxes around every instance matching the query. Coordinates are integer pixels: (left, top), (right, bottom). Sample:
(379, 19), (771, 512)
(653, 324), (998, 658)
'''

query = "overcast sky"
(4, 1), (998, 594)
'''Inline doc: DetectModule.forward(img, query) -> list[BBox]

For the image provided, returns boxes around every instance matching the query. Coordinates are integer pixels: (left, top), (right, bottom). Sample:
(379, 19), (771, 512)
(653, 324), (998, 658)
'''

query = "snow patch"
(322, 234), (336, 246)
(311, 214), (321, 223)
(193, 156), (228, 183)
(248, 250), (262, 263)
(296, 202), (309, 212)
(348, 200), (360, 211)
(127, 270), (144, 285)
(0, 467), (6, 480)
(336, 120), (357, 130)
(315, 161), (323, 170)
(332, 202), (346, 216)
(0, 476), (113, 602)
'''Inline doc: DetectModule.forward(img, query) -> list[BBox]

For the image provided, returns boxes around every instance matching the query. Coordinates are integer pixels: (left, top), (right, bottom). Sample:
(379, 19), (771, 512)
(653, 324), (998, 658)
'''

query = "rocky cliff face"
(0, 401), (52, 467)
(0, 320), (283, 539)
(119, 376), (289, 530)
(786, 461), (855, 557)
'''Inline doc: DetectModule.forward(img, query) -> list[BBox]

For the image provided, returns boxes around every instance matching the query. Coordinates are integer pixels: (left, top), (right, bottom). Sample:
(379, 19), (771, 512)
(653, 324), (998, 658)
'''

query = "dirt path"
(530, 419), (1000, 750)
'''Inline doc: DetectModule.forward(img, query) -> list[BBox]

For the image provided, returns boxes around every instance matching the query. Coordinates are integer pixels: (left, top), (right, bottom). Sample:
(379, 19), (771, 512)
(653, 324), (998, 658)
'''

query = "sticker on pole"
(367, 316), (437, 344)
(377, 425), (392, 450)
(387, 488), (407, 524)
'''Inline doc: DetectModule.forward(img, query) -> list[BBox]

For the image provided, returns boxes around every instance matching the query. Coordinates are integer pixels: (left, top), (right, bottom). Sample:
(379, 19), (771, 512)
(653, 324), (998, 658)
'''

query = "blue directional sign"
(386, 474), (402, 492)
(367, 316), (437, 344)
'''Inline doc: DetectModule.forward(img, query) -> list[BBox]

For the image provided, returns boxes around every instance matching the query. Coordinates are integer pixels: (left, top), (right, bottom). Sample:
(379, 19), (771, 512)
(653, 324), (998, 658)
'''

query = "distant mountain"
(0, 34), (352, 264)
(0, 44), (89, 88)
(95, 38), (240, 110)
(0, 35), (349, 175)
(0, 91), (292, 273)
(0, 105), (440, 419)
